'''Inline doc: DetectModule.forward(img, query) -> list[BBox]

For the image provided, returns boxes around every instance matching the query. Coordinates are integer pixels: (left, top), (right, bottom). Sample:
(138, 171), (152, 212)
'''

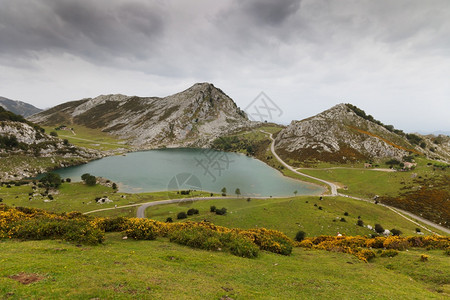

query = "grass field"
(43, 125), (131, 151)
(0, 182), (215, 216)
(1, 234), (448, 299)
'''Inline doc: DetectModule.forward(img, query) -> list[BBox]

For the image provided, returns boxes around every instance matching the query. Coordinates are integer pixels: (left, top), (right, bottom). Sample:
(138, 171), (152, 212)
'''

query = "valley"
(1, 85), (449, 299)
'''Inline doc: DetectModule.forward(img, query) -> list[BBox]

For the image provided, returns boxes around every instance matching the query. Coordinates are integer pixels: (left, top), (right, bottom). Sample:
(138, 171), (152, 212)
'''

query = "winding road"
(83, 131), (449, 235)
(260, 131), (338, 196)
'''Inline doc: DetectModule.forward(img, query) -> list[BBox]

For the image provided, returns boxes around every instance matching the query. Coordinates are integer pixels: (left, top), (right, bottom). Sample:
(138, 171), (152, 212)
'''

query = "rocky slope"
(0, 97), (42, 117)
(29, 83), (252, 148)
(0, 107), (100, 181)
(274, 104), (433, 163)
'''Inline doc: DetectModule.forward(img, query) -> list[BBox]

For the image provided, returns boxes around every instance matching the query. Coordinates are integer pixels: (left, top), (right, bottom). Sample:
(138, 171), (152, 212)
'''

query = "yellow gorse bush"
(298, 235), (450, 262)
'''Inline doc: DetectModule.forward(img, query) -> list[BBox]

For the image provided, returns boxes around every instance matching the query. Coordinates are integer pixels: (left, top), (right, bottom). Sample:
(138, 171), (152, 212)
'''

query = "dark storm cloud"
(237, 0), (301, 26)
(0, 0), (166, 63)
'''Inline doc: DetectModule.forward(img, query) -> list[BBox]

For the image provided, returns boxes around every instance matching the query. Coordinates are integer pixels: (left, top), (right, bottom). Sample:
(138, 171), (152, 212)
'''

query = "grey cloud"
(0, 0), (166, 64)
(238, 0), (302, 26)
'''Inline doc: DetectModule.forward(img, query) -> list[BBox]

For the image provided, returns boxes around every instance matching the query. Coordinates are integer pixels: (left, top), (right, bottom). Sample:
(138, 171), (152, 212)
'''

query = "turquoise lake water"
(52, 148), (325, 197)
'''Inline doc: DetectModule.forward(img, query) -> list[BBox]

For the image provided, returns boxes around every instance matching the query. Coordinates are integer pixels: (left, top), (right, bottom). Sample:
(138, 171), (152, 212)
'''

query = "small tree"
(294, 190), (298, 196)
(112, 183), (117, 190)
(374, 224), (385, 234)
(235, 188), (241, 196)
(40, 172), (62, 188)
(166, 217), (173, 223)
(221, 187), (227, 196)
(357, 219), (364, 227)
(82, 173), (97, 186)
(210, 206), (216, 212)
(295, 231), (306, 242)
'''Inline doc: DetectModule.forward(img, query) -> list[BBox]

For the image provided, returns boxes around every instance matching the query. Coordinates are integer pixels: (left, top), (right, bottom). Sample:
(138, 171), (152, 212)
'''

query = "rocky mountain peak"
(275, 103), (417, 163)
(29, 83), (251, 148)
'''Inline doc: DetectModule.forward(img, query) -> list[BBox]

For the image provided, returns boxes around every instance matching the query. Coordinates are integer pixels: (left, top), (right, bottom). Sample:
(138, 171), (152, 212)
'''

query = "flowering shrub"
(420, 254), (429, 262)
(380, 249), (399, 257)
(297, 235), (450, 262)
(383, 236), (409, 250)
(0, 205), (104, 244)
(122, 219), (294, 256)
(168, 227), (259, 258)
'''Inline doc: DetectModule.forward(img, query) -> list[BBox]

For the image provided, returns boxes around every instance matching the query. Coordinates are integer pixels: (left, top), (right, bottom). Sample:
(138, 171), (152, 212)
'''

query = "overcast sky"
(0, 0), (449, 133)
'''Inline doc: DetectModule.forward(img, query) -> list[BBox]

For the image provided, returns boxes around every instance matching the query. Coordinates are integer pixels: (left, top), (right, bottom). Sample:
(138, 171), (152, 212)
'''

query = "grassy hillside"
(130, 196), (447, 237)
(298, 158), (450, 227)
(1, 234), (449, 299)
(43, 125), (130, 151)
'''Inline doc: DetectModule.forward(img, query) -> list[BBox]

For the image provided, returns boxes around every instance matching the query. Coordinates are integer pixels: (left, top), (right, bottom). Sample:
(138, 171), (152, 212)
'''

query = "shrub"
(420, 254), (429, 262)
(97, 217), (128, 232)
(168, 227), (259, 258)
(380, 249), (399, 257)
(415, 227), (421, 233)
(366, 237), (385, 248)
(383, 236), (409, 250)
(177, 212), (187, 220)
(215, 207), (227, 215)
(40, 173), (62, 188)
(374, 224), (384, 234)
(344, 212), (349, 216)
(357, 220), (364, 227)
(10, 218), (104, 245)
(295, 231), (306, 242)
(124, 219), (158, 240)
(340, 218), (346, 222)
(166, 217), (173, 223)
(390, 228), (402, 236)
(210, 206), (216, 212)
(187, 208), (199, 216)
(357, 249), (376, 262)
(65, 178), (72, 183)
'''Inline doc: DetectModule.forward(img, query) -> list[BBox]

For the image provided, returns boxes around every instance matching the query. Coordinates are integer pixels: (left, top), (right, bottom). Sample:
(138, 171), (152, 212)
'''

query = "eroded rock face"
(0, 121), (101, 181)
(275, 104), (411, 162)
(30, 83), (253, 148)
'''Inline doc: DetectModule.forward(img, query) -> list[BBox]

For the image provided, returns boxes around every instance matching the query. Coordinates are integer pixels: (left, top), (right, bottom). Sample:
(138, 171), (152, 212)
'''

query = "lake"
(52, 148), (325, 197)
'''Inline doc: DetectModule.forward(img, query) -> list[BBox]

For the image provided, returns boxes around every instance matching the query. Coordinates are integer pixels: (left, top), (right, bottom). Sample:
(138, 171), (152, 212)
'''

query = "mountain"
(0, 106), (99, 181)
(274, 103), (449, 163)
(29, 83), (251, 147)
(0, 97), (42, 117)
